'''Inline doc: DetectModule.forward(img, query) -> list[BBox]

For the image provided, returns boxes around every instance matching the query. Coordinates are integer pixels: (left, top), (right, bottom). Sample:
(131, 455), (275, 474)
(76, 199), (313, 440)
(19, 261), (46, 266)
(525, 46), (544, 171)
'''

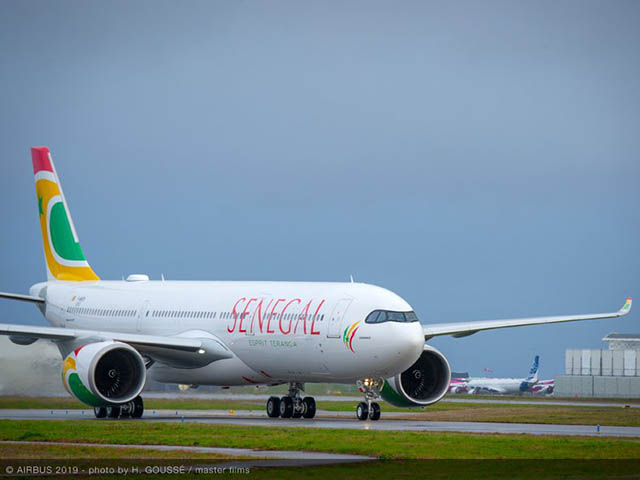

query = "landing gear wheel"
(131, 396), (144, 419)
(106, 406), (120, 419)
(120, 401), (133, 418)
(302, 397), (316, 419)
(356, 402), (369, 421)
(369, 402), (381, 421)
(266, 396), (281, 418)
(279, 396), (293, 418)
(292, 407), (303, 419)
(93, 407), (107, 419)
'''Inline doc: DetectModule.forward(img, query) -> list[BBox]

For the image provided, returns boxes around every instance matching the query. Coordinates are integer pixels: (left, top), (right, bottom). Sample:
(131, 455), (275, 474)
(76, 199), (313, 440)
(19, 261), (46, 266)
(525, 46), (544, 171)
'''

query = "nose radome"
(408, 322), (425, 355)
(393, 322), (424, 362)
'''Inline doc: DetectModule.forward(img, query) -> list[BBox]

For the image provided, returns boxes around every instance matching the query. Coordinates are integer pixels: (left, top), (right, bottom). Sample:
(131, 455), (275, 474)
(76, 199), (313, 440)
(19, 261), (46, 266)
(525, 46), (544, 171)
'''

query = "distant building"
(554, 333), (640, 398)
(602, 333), (640, 351)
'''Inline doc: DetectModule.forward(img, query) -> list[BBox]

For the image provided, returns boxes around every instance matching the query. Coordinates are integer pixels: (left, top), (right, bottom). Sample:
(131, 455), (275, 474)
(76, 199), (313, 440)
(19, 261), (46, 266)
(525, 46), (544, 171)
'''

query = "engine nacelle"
(62, 341), (146, 407)
(381, 344), (451, 407)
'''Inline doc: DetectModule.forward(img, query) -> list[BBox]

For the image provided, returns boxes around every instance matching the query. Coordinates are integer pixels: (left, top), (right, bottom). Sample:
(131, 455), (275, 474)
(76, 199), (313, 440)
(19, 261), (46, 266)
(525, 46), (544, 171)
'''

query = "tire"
(106, 406), (120, 419)
(369, 402), (381, 421)
(266, 396), (280, 418)
(292, 404), (303, 419)
(302, 397), (316, 419)
(131, 396), (144, 419)
(93, 407), (107, 419)
(279, 396), (293, 418)
(356, 402), (368, 421)
(120, 401), (133, 418)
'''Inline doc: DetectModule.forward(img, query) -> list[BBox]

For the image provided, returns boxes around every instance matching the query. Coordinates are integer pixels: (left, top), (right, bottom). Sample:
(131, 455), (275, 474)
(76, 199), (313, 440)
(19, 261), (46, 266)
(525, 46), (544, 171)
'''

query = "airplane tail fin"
(526, 355), (540, 383)
(31, 147), (99, 282)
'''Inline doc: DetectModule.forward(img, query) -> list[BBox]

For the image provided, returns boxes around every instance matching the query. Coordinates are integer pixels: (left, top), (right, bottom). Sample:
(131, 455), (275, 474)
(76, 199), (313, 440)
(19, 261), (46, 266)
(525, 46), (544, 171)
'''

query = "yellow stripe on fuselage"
(345, 321), (359, 341)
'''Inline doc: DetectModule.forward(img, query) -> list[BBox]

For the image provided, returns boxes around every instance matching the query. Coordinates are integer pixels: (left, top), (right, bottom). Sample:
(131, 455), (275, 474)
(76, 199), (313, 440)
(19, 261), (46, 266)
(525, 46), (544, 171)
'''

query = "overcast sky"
(1, 0), (638, 378)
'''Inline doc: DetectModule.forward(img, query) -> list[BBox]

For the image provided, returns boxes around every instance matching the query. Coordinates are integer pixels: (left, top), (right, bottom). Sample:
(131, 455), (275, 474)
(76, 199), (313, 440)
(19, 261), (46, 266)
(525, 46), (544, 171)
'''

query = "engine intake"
(381, 345), (451, 407)
(62, 341), (146, 407)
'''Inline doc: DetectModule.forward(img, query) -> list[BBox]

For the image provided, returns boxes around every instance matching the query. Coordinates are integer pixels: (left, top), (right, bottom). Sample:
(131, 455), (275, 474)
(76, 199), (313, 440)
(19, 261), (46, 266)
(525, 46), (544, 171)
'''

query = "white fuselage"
(32, 280), (425, 387)
(465, 377), (529, 394)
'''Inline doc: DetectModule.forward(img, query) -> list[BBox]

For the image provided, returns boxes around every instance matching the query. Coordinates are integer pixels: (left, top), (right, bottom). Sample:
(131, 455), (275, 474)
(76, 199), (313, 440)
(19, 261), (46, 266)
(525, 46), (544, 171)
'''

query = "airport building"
(555, 334), (640, 398)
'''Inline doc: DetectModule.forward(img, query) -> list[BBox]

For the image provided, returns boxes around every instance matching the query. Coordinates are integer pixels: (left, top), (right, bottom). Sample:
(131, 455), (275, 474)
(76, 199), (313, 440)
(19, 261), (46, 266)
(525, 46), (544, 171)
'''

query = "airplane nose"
(392, 322), (424, 367)
(408, 322), (424, 356)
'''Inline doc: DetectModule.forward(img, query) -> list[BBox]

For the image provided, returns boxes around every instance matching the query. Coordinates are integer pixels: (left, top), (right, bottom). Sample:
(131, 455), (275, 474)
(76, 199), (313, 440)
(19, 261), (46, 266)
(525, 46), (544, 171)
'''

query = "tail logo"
(343, 320), (360, 353)
(621, 297), (632, 314)
(32, 147), (99, 281)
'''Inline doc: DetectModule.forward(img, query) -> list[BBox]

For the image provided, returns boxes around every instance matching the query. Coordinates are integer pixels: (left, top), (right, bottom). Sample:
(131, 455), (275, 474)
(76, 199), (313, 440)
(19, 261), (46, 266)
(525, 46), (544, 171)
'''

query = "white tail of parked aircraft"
(0, 147), (632, 420)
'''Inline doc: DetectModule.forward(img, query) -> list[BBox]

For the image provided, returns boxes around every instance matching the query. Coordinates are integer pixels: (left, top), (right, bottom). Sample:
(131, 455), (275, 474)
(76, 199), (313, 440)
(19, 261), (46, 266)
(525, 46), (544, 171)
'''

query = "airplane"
(0, 146), (632, 421)
(528, 379), (554, 395)
(447, 377), (469, 394)
(465, 355), (540, 395)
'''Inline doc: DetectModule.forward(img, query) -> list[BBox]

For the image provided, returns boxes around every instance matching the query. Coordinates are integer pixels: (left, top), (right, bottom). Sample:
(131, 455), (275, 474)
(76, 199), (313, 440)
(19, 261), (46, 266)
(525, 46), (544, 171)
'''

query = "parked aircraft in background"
(0, 148), (631, 420)
(528, 379), (554, 395)
(448, 377), (469, 394)
(465, 355), (540, 395)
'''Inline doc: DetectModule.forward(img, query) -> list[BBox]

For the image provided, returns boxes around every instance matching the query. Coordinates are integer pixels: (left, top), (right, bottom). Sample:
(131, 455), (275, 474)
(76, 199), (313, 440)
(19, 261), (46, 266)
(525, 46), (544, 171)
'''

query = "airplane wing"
(423, 297), (632, 340)
(0, 323), (233, 368)
(0, 292), (44, 304)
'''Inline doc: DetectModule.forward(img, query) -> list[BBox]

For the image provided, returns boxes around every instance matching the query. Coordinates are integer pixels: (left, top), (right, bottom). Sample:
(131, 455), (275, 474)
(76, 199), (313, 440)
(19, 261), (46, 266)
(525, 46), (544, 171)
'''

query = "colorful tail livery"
(621, 297), (633, 315)
(526, 355), (539, 380)
(32, 147), (99, 281)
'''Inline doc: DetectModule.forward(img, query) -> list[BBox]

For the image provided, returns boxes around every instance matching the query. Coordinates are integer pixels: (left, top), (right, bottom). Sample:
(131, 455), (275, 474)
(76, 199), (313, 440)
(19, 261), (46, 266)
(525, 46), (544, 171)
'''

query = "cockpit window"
(365, 310), (419, 324)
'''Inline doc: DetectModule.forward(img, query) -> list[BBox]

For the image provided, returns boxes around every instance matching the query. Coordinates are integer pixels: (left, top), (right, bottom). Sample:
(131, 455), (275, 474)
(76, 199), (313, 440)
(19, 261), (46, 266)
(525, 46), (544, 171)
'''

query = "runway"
(2, 409), (639, 438)
(144, 392), (640, 409)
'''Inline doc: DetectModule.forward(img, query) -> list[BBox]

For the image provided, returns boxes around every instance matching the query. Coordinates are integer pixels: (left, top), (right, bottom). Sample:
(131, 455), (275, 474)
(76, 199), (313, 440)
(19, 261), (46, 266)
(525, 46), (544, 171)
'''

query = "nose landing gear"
(356, 378), (383, 421)
(265, 382), (316, 419)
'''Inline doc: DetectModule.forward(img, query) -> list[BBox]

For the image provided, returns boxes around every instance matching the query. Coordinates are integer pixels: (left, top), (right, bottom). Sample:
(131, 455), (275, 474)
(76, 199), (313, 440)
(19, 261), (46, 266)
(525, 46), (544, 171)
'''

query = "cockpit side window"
(366, 310), (381, 323)
(365, 310), (419, 324)
(404, 311), (419, 322)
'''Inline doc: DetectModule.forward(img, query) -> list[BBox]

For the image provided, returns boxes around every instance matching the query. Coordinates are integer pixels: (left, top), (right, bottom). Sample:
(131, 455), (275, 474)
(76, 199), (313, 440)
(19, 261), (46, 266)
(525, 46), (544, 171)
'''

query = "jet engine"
(381, 344), (451, 407)
(61, 341), (146, 407)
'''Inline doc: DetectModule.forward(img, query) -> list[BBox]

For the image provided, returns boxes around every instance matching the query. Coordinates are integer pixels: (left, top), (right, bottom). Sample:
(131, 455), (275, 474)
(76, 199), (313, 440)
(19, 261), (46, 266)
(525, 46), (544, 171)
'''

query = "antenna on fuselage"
(161, 273), (165, 282)
(350, 274), (355, 283)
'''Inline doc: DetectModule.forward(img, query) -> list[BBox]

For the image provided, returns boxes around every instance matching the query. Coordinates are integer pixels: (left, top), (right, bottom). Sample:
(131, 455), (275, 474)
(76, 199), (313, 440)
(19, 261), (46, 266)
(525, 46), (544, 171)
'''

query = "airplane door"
(327, 298), (353, 338)
(137, 300), (150, 333)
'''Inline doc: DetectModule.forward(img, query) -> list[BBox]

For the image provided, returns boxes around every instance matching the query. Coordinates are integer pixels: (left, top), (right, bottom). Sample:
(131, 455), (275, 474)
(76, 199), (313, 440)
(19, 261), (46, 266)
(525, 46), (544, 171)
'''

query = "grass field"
(0, 442), (236, 460)
(1, 420), (639, 460)
(2, 396), (639, 427)
(2, 416), (640, 479)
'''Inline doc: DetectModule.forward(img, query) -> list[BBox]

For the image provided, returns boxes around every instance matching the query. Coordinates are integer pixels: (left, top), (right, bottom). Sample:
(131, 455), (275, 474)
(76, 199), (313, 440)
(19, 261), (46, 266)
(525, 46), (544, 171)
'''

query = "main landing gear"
(93, 396), (144, 419)
(266, 382), (316, 419)
(356, 378), (382, 421)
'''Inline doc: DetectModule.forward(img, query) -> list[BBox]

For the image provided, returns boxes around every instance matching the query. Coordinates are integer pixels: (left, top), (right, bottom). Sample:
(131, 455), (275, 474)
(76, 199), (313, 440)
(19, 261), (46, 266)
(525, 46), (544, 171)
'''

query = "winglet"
(619, 297), (632, 315)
